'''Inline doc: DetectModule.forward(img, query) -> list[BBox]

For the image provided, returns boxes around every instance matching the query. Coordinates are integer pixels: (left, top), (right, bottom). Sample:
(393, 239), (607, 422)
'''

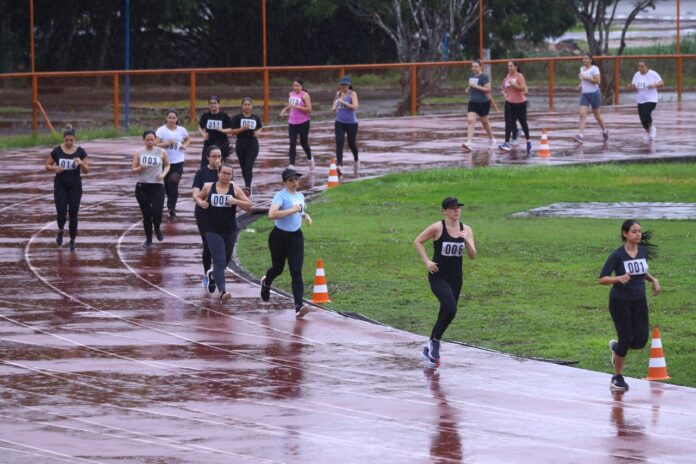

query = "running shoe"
(354, 160), (360, 172)
(336, 165), (343, 177)
(143, 240), (152, 249)
(428, 339), (441, 360)
(56, 230), (64, 246)
(308, 158), (315, 171)
(68, 240), (76, 251)
(168, 209), (177, 218)
(603, 129), (610, 142)
(155, 227), (164, 241)
(511, 134), (519, 146)
(489, 137), (497, 147)
(609, 339), (617, 367)
(295, 304), (310, 319)
(201, 275), (209, 288)
(573, 134), (584, 144)
(260, 276), (270, 301)
(461, 142), (472, 152)
(526, 140), (532, 155)
(220, 291), (231, 304)
(421, 345), (439, 368)
(288, 164), (295, 169)
(643, 133), (650, 143)
(242, 186), (251, 197)
(498, 143), (512, 152)
(649, 126), (656, 140)
(610, 374), (629, 392)
(206, 269), (216, 294)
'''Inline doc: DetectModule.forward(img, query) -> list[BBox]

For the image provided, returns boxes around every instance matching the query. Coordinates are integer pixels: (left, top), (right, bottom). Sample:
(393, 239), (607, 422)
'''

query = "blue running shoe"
(429, 339), (441, 360)
(421, 345), (439, 367)
(202, 275), (209, 288)
(498, 143), (511, 152)
(526, 140), (532, 155)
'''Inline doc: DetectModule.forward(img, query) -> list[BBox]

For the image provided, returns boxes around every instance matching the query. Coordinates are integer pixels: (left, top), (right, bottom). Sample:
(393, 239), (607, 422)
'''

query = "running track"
(1, 105), (696, 463)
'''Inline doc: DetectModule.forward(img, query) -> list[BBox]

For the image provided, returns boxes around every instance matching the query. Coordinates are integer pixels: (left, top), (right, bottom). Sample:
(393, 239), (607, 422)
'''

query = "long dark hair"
(621, 219), (658, 259)
(63, 124), (75, 138)
(583, 53), (596, 66)
(509, 60), (523, 74)
(293, 77), (309, 96)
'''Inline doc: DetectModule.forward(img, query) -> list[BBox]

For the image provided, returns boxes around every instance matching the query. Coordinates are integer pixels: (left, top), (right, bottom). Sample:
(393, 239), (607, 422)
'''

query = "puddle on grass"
(512, 202), (696, 220)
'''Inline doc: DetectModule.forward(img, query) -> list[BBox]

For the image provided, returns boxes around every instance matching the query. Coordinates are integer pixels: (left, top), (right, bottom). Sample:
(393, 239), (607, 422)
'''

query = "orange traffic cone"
(645, 326), (670, 381)
(538, 129), (551, 158)
(311, 259), (332, 303)
(327, 159), (340, 188)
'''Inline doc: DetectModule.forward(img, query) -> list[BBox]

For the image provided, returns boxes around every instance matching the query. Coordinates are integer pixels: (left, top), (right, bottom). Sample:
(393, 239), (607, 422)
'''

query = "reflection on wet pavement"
(1, 104), (696, 462)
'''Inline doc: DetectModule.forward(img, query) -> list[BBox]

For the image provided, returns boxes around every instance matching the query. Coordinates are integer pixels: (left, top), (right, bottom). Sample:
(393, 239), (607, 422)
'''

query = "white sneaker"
(489, 138), (497, 147)
(643, 132), (650, 143)
(649, 126), (656, 140)
(308, 158), (315, 171)
(288, 164), (295, 169)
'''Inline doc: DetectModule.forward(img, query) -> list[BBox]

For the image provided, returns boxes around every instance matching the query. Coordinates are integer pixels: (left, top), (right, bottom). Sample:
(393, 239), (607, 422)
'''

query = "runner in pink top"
(499, 61), (531, 155)
(280, 78), (314, 170)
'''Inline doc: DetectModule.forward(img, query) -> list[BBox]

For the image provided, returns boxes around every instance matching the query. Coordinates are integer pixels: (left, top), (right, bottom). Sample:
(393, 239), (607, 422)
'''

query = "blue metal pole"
(125, 0), (130, 130)
(443, 32), (449, 61)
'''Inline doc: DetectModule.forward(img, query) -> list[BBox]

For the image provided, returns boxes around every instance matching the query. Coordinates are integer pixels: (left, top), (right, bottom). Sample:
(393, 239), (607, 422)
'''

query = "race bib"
(169, 141), (182, 151)
(210, 193), (231, 207)
(469, 77), (479, 86)
(58, 158), (77, 170)
(295, 202), (305, 214)
(241, 118), (257, 130)
(289, 96), (302, 106)
(635, 80), (646, 89)
(623, 258), (648, 276)
(441, 241), (464, 257)
(206, 119), (223, 130)
(140, 154), (160, 167)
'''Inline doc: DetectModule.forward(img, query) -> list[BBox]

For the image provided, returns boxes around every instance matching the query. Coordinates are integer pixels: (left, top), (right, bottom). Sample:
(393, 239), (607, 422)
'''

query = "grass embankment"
(238, 163), (696, 387)
(0, 126), (147, 150)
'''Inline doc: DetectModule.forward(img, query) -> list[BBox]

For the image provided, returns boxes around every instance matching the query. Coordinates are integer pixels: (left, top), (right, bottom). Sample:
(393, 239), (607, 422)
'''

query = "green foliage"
(238, 163), (696, 387)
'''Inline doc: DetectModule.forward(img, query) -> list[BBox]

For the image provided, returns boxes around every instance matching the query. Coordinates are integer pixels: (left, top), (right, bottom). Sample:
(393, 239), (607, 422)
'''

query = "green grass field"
(238, 163), (696, 387)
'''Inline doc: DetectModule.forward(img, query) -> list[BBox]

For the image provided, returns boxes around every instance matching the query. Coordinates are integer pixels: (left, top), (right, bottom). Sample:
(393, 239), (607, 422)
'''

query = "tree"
(348, 0), (480, 115)
(567, 0), (656, 101)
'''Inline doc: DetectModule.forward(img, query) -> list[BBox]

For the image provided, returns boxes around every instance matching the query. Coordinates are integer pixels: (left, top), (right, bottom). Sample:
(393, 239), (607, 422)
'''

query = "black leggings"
(637, 102), (657, 130)
(504, 101), (529, 143)
(609, 297), (649, 357)
(288, 121), (312, 166)
(335, 121), (359, 166)
(235, 138), (259, 188)
(265, 227), (304, 307)
(54, 180), (82, 241)
(135, 183), (164, 243)
(206, 230), (237, 295)
(428, 273), (462, 341)
(195, 212), (212, 274)
(164, 162), (184, 212)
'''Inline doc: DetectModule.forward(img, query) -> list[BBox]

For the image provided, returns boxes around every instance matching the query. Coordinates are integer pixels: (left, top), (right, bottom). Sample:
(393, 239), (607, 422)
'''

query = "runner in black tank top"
(196, 162), (252, 303)
(415, 197), (477, 367)
(192, 146), (222, 289)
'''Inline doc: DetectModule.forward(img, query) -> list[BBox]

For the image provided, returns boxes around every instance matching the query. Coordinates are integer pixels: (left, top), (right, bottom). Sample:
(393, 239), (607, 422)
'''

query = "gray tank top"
(137, 148), (165, 184)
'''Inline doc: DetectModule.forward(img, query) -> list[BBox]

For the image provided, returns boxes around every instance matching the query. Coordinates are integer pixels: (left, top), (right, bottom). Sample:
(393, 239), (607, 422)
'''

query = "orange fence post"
(263, 67), (270, 124)
(677, 56), (683, 103)
(548, 60), (555, 112)
(113, 74), (119, 128)
(339, 67), (345, 78)
(411, 65), (417, 116)
(614, 56), (620, 106)
(189, 71), (196, 124)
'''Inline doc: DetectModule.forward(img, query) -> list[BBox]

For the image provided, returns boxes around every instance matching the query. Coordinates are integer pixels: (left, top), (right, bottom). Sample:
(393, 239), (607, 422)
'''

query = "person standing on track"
(628, 60), (663, 142)
(280, 78), (314, 171)
(196, 162), (252, 303)
(574, 53), (609, 144)
(259, 168), (313, 319)
(499, 61), (531, 155)
(198, 96), (233, 168)
(45, 124), (89, 251)
(414, 197), (476, 367)
(132, 130), (170, 249)
(332, 75), (359, 175)
(599, 219), (660, 392)
(156, 109), (190, 218)
(462, 60), (495, 151)
(192, 146), (222, 288)
(231, 97), (263, 196)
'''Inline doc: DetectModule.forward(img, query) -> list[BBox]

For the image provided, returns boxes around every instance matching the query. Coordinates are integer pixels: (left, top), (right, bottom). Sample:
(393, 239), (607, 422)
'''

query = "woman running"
(192, 146), (222, 289)
(628, 60), (664, 142)
(414, 197), (476, 367)
(332, 75), (359, 174)
(156, 109), (190, 218)
(231, 97), (263, 196)
(499, 61), (531, 155)
(462, 60), (495, 151)
(132, 130), (170, 248)
(45, 124), (89, 251)
(599, 220), (660, 392)
(196, 162), (252, 303)
(198, 96), (233, 167)
(575, 53), (609, 144)
(259, 168), (313, 318)
(279, 78), (314, 171)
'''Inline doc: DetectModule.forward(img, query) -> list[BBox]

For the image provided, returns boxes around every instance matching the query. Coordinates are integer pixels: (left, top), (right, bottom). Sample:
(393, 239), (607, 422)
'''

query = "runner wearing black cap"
(259, 167), (313, 318)
(415, 197), (477, 367)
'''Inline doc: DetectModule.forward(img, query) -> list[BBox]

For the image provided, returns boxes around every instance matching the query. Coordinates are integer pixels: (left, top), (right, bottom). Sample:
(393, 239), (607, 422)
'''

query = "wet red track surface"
(2, 105), (696, 463)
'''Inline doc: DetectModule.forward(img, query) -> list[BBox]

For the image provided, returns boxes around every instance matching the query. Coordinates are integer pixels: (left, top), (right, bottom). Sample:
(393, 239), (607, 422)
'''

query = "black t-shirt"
(51, 146), (87, 183)
(192, 167), (219, 221)
(231, 113), (263, 141)
(599, 245), (650, 301)
(199, 111), (232, 147)
(206, 181), (237, 234)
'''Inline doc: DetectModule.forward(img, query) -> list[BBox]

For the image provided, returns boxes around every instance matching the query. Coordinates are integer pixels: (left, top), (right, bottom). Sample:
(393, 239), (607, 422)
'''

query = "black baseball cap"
(282, 168), (303, 181)
(441, 197), (464, 209)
